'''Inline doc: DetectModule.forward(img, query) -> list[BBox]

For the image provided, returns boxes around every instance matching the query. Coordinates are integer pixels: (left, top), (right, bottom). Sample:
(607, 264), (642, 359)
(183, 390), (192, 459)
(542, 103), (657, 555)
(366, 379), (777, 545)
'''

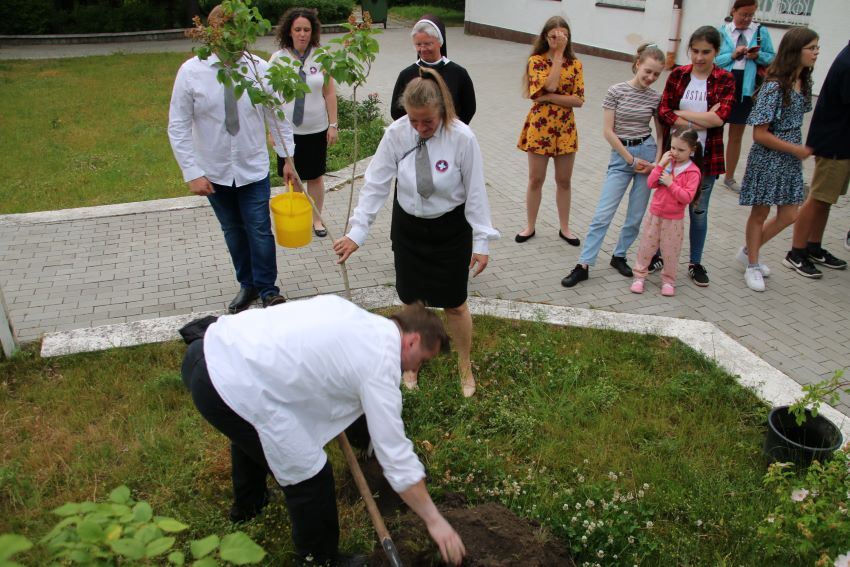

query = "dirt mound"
(367, 495), (574, 567)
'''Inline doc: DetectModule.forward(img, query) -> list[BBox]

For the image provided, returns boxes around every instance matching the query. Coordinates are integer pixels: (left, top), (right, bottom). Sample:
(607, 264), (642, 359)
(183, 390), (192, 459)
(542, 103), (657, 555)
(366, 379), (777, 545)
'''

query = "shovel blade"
(381, 537), (404, 567)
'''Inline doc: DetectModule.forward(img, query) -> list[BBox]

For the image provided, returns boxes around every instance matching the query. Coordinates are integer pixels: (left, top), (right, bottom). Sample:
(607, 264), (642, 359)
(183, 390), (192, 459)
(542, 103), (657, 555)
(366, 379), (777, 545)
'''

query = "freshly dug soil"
(340, 458), (574, 566)
(367, 496), (575, 566)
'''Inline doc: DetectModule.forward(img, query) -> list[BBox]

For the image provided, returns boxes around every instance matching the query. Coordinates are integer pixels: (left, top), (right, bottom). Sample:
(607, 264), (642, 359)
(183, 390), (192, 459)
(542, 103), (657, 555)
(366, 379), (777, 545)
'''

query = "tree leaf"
(132, 501), (153, 523)
(0, 534), (32, 560)
(76, 519), (104, 543)
(191, 557), (220, 567)
(134, 523), (161, 544)
(105, 524), (123, 542)
(109, 485), (131, 504)
(168, 550), (186, 565)
(219, 532), (266, 565)
(52, 503), (81, 516)
(190, 534), (219, 559)
(156, 518), (189, 533)
(146, 536), (176, 557)
(110, 537), (146, 560)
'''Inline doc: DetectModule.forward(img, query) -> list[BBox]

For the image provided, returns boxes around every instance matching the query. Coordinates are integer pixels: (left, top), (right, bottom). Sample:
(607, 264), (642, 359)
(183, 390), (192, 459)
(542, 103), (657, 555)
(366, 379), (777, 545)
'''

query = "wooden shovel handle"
(336, 431), (391, 541)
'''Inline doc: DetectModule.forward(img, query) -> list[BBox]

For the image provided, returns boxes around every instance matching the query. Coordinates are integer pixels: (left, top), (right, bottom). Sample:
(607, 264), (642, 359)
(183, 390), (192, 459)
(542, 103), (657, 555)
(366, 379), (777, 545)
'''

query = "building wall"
(465, 0), (848, 94)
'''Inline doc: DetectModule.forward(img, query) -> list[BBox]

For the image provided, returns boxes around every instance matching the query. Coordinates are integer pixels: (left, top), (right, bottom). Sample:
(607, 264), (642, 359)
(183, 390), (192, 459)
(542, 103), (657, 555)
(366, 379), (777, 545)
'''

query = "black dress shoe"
(228, 288), (259, 314)
(262, 294), (287, 308)
(610, 256), (633, 277)
(228, 490), (269, 523)
(515, 230), (536, 243)
(558, 230), (581, 246)
(314, 226), (328, 238)
(561, 264), (588, 287)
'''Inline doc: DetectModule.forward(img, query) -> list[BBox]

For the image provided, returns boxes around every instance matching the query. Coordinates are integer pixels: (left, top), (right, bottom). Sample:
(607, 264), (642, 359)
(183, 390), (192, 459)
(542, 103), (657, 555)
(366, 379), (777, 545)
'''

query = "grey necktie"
(291, 47), (310, 127)
(224, 85), (240, 136)
(736, 29), (748, 52)
(415, 136), (435, 199)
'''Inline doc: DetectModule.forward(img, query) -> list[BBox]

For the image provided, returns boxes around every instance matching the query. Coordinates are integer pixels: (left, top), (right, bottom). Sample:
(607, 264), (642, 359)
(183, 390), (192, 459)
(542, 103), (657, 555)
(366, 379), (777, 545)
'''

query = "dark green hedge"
(0, 0), (353, 35)
(199, 0), (355, 25)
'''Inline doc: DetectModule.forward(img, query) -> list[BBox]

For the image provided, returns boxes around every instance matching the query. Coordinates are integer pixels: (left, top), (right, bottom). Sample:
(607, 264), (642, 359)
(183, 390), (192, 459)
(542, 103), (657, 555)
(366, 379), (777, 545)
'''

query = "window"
(754, 0), (813, 26)
(596, 0), (646, 10)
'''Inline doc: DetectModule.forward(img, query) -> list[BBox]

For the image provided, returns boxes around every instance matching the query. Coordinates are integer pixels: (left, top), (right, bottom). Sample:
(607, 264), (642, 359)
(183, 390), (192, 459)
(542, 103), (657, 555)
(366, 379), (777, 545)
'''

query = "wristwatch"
(328, 122), (338, 129)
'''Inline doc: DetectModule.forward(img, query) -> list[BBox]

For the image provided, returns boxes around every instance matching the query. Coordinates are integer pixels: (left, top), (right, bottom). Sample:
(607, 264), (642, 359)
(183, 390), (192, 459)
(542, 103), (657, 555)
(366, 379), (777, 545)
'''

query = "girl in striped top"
(561, 44), (665, 288)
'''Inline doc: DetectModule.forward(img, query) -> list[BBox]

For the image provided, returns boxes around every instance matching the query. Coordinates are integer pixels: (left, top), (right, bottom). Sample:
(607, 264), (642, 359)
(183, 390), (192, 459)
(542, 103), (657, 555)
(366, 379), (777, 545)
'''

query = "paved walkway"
(1, 28), (848, 413)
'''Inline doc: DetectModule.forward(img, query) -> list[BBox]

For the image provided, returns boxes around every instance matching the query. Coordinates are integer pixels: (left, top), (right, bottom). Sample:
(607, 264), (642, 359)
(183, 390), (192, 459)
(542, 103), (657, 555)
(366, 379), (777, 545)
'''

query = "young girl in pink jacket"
(630, 128), (703, 296)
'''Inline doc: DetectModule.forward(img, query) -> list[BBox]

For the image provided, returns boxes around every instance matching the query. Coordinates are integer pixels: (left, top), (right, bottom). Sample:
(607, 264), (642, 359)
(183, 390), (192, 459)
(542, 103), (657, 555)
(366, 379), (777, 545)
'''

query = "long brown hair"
(522, 16), (574, 97)
(669, 127), (704, 204)
(762, 26), (818, 107)
(401, 67), (457, 130)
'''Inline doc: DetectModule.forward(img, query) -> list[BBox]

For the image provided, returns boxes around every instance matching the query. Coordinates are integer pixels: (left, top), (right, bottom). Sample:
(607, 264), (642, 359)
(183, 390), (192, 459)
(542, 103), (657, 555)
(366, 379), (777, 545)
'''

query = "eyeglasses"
(803, 45), (820, 51)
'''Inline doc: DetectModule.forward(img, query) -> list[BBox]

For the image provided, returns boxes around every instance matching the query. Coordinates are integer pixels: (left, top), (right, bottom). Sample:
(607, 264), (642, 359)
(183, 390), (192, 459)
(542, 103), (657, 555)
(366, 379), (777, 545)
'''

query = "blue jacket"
(716, 22), (775, 99)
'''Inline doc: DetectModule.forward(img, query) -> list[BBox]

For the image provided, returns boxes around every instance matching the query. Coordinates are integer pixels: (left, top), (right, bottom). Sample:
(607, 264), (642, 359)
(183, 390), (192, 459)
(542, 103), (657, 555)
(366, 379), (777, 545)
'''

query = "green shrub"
(0, 0), (52, 35)
(199, 0), (354, 24)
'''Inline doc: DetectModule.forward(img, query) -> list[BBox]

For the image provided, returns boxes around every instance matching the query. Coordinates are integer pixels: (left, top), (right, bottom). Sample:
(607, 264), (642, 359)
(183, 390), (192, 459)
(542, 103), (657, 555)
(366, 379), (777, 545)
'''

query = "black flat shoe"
(228, 287), (259, 314)
(515, 230), (536, 243)
(559, 230), (581, 246)
(610, 256), (633, 277)
(561, 264), (588, 287)
(314, 226), (328, 238)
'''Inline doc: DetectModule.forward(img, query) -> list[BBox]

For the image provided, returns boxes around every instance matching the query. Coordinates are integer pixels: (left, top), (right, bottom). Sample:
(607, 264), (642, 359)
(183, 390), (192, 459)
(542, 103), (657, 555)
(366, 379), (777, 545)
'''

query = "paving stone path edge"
(39, 284), (850, 445)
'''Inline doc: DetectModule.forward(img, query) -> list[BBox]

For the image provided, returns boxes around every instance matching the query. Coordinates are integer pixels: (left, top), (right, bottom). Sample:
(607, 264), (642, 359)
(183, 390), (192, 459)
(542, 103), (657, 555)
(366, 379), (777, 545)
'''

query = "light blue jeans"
(688, 175), (716, 264)
(579, 138), (656, 266)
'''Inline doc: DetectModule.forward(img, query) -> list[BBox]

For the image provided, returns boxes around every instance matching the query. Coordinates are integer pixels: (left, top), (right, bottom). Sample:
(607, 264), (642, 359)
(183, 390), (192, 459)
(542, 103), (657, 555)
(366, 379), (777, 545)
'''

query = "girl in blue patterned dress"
(738, 27), (819, 292)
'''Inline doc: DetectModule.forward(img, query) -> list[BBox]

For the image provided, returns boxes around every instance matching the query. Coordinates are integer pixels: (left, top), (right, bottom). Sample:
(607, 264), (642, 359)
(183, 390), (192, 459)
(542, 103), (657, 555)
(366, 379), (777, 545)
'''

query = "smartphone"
(747, 45), (760, 53)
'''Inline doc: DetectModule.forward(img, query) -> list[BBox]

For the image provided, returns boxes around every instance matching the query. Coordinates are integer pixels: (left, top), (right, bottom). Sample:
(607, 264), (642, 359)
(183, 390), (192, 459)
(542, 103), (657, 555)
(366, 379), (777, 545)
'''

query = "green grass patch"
(388, 6), (465, 26)
(0, 316), (817, 565)
(0, 53), (383, 214)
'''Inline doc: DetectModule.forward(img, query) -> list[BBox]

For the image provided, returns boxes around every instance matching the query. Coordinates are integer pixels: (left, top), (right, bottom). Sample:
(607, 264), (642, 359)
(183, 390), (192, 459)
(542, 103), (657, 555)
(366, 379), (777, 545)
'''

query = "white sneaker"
(723, 178), (741, 193)
(735, 246), (771, 277)
(745, 266), (765, 292)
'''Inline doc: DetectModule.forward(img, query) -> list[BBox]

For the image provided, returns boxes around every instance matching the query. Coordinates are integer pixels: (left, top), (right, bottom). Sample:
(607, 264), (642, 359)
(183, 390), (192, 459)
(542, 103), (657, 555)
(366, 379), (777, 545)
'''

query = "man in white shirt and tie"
(181, 295), (467, 567)
(168, 5), (294, 313)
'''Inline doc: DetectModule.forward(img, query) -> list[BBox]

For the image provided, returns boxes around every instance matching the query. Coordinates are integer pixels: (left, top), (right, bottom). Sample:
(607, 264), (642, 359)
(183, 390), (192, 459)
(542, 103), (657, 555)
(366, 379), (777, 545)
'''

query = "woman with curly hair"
(269, 7), (338, 237)
(515, 16), (585, 246)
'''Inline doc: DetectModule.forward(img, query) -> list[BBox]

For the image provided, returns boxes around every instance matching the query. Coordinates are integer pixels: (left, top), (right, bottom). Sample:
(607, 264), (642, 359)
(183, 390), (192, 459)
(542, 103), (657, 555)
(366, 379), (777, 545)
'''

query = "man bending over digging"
(180, 295), (466, 566)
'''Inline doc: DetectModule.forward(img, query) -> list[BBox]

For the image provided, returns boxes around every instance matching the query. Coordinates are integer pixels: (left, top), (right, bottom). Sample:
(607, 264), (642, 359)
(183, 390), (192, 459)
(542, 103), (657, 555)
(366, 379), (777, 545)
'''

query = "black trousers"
(182, 340), (340, 564)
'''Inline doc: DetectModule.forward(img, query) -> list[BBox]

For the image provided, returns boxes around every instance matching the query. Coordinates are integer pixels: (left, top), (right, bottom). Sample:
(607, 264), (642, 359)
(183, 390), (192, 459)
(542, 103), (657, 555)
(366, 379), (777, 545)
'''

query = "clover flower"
(834, 552), (850, 567)
(790, 488), (810, 502)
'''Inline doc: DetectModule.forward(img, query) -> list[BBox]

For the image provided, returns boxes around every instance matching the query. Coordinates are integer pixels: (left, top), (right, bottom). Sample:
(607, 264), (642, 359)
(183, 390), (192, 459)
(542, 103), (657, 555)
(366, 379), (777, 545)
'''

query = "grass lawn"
(0, 313), (811, 565)
(388, 6), (465, 26)
(0, 53), (383, 215)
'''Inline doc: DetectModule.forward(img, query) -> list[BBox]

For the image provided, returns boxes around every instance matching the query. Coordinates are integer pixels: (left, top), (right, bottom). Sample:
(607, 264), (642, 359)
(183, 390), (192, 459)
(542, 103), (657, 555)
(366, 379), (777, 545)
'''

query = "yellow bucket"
(270, 182), (313, 248)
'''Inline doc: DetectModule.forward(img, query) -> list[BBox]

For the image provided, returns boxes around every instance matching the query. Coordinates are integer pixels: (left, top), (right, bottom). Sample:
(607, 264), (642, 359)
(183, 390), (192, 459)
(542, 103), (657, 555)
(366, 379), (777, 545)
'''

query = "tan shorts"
(810, 156), (850, 204)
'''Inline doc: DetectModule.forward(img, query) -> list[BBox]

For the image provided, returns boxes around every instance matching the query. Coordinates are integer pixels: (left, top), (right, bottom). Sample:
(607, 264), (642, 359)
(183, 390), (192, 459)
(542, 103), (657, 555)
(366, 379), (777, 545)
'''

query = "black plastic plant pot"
(763, 406), (843, 467)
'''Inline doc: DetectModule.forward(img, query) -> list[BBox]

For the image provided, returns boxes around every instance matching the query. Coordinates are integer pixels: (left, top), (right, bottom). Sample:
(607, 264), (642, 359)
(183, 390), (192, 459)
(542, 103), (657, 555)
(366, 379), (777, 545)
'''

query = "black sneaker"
(783, 252), (823, 279)
(648, 253), (664, 274)
(808, 248), (847, 270)
(610, 256), (633, 277)
(561, 264), (588, 287)
(688, 263), (709, 287)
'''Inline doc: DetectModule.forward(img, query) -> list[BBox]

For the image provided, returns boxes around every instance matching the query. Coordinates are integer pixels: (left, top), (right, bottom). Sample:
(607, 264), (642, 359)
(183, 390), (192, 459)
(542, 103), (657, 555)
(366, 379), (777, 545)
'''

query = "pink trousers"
(632, 214), (685, 285)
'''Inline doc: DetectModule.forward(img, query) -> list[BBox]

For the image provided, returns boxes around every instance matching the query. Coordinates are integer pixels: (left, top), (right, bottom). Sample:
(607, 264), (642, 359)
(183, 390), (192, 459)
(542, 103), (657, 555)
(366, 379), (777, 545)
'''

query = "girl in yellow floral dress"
(516, 16), (585, 246)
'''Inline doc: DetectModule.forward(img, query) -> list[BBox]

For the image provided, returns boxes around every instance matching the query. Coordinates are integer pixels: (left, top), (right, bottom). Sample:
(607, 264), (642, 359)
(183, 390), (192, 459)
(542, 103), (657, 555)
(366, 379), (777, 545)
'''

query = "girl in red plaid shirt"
(658, 26), (736, 287)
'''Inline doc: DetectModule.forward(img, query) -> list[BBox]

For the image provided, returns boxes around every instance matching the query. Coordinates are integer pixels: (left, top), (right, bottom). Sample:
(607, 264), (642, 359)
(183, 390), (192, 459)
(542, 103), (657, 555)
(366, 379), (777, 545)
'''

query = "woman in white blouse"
(334, 68), (499, 397)
(270, 7), (338, 237)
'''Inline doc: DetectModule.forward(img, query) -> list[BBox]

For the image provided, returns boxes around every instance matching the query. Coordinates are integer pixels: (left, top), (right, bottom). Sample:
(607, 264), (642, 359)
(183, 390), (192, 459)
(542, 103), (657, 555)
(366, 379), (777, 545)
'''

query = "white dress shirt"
(269, 48), (330, 135)
(726, 21), (757, 71)
(168, 53), (296, 187)
(203, 295), (425, 493)
(346, 117), (500, 255)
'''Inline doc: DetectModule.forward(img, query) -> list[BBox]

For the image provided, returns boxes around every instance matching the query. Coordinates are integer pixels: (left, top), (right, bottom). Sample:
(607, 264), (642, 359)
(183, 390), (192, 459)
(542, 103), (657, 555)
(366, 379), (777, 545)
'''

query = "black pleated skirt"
(390, 193), (472, 309)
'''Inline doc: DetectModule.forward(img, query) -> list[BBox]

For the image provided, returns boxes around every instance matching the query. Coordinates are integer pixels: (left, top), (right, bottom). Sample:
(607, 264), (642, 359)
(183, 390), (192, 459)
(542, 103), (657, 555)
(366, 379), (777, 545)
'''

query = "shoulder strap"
(756, 24), (762, 47)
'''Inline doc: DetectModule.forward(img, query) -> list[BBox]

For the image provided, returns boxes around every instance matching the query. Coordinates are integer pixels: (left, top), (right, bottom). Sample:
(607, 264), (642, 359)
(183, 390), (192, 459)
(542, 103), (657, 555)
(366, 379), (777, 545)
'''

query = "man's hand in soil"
(427, 515), (466, 565)
(399, 480), (466, 565)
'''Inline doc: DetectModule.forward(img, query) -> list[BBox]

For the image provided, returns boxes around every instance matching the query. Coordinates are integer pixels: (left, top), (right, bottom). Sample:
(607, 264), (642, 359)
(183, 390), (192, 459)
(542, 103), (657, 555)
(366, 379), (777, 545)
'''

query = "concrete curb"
(0, 155), (372, 226)
(39, 284), (850, 445)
